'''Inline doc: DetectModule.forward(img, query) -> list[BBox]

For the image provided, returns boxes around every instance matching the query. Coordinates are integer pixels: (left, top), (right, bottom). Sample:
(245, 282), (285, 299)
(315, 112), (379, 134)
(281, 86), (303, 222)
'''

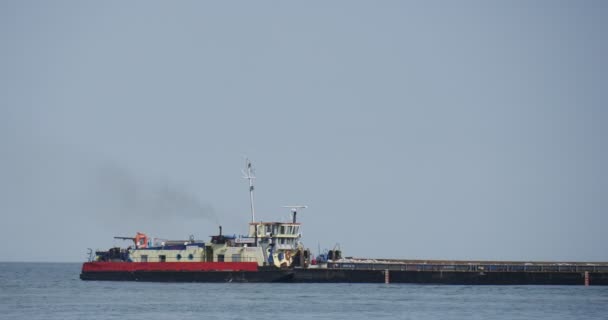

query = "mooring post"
(584, 271), (589, 286)
(385, 269), (389, 284)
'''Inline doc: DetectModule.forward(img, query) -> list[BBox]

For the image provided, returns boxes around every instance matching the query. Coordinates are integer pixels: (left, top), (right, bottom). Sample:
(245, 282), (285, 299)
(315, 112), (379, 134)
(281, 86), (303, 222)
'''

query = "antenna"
(283, 205), (307, 223)
(242, 158), (256, 223)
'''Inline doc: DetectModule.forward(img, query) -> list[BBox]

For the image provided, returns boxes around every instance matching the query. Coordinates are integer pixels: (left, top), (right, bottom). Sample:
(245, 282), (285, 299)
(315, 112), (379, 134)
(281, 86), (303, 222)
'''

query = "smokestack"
(292, 211), (297, 223)
(219, 225), (222, 236)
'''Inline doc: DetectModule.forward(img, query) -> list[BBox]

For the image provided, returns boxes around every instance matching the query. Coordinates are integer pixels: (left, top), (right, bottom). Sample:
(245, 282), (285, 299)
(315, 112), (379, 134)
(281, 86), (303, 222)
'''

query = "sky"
(1, 1), (606, 262)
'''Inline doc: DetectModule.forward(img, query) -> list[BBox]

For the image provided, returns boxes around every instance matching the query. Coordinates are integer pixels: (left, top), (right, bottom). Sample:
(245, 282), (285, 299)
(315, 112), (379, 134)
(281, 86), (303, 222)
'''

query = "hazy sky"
(1, 1), (606, 262)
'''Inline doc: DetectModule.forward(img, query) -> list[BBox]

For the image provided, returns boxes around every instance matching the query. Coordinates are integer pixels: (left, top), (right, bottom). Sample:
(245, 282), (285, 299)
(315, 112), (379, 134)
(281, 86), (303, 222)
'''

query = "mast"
(242, 158), (256, 223)
(283, 205), (307, 223)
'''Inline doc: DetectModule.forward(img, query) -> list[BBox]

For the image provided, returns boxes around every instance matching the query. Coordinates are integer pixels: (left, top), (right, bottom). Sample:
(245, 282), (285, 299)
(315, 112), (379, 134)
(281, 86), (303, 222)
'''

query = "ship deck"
(324, 258), (608, 273)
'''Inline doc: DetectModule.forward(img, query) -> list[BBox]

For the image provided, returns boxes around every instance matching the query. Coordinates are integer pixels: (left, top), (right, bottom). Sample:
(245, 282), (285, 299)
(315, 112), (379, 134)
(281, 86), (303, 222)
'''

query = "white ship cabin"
(123, 222), (303, 268)
(249, 221), (302, 250)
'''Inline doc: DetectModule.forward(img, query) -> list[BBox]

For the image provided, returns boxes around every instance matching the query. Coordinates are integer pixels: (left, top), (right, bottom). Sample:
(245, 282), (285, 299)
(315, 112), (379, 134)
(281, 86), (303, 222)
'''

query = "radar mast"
(242, 158), (256, 223)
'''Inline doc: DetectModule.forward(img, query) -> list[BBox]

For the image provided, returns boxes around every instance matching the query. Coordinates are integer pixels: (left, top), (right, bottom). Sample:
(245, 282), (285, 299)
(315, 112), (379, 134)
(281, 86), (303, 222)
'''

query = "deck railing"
(327, 262), (608, 273)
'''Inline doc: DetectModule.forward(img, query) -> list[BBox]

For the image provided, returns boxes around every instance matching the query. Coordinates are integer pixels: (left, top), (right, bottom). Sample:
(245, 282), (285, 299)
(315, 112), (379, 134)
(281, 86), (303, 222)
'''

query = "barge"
(81, 160), (608, 285)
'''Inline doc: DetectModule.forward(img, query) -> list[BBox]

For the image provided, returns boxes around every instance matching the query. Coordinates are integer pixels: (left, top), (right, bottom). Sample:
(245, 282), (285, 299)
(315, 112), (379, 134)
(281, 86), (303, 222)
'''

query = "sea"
(1, 262), (607, 320)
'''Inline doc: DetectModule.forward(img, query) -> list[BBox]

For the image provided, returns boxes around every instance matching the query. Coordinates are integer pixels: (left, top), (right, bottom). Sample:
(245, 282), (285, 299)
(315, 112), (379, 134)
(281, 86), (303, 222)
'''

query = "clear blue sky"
(1, 1), (606, 262)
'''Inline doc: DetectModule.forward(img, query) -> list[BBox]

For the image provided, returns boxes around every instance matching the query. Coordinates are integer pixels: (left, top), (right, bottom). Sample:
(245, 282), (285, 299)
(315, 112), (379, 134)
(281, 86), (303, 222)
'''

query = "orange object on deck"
(135, 232), (148, 248)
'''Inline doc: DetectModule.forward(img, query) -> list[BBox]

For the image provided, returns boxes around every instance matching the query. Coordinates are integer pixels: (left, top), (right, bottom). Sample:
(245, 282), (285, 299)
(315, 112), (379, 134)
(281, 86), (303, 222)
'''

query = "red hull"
(82, 261), (258, 272)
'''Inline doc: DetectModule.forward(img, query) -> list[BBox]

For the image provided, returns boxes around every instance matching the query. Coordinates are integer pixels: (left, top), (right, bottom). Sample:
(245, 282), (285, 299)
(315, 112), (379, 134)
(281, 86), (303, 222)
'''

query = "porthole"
(176, 254), (182, 261)
(188, 254), (194, 260)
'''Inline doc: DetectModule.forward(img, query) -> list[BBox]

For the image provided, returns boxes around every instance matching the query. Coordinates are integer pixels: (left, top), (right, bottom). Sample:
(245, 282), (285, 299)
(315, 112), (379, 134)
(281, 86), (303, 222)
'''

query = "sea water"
(1, 262), (607, 320)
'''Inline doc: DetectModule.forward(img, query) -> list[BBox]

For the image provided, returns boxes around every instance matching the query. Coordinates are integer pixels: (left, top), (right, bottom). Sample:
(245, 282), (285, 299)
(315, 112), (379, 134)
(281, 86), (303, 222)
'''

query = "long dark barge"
(81, 160), (608, 285)
(81, 260), (608, 285)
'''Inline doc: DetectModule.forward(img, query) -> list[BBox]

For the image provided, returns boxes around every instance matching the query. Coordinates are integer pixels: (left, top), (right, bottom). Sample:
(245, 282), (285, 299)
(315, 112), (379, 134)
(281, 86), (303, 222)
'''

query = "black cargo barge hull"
(291, 269), (608, 285)
(81, 269), (608, 285)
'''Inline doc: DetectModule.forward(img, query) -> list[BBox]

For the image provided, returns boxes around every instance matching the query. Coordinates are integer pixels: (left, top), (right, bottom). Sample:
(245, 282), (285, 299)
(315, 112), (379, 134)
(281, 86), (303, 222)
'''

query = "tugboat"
(81, 159), (310, 282)
(81, 160), (608, 285)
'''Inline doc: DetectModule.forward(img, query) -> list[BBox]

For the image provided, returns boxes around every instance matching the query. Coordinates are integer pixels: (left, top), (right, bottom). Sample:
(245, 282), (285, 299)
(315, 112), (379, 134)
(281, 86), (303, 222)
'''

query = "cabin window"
(280, 226), (285, 234)
(159, 255), (166, 262)
(205, 247), (213, 262)
(232, 254), (241, 262)
(176, 254), (182, 261)
(188, 254), (194, 260)
(141, 255), (148, 262)
(218, 254), (225, 262)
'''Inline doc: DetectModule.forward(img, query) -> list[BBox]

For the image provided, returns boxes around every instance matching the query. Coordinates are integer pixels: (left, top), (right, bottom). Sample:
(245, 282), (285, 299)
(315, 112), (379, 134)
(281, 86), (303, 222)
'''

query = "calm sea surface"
(1, 262), (607, 320)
